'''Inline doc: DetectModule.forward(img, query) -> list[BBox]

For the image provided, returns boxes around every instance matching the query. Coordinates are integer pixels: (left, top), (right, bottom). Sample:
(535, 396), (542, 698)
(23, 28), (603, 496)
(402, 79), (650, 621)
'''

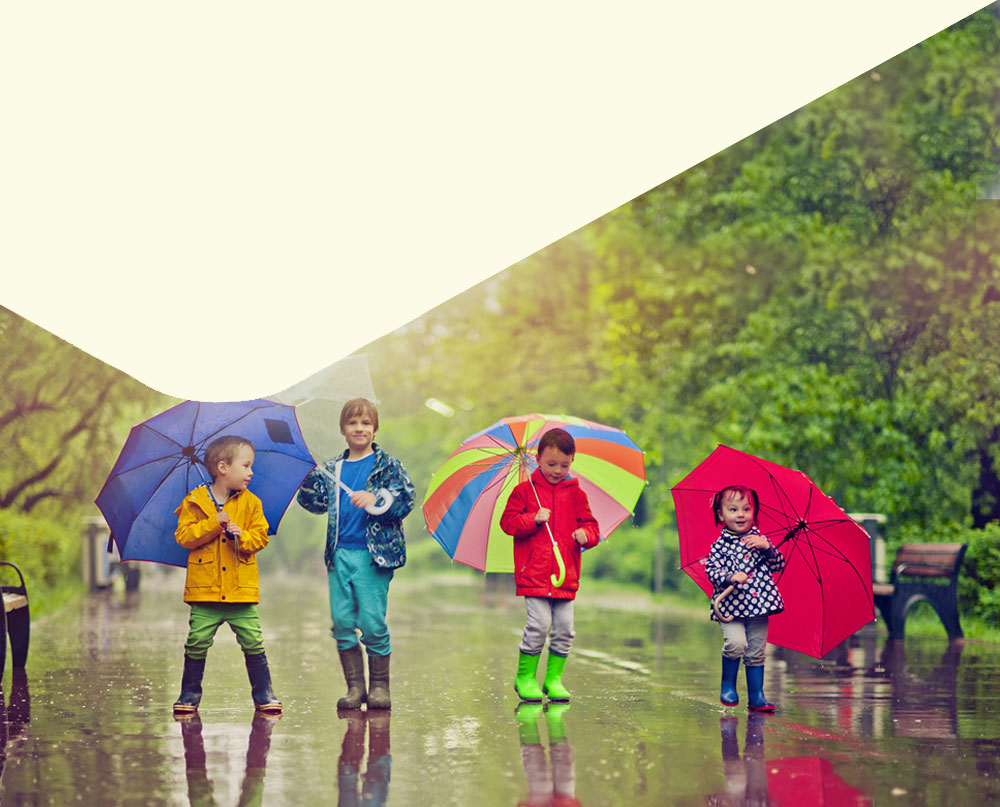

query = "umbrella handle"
(712, 585), (736, 623)
(527, 476), (568, 588)
(315, 465), (392, 515)
(550, 540), (567, 588)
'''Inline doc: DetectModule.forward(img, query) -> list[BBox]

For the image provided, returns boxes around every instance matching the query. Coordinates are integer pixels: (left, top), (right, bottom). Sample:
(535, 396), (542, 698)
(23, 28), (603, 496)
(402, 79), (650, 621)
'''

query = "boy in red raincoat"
(500, 428), (601, 702)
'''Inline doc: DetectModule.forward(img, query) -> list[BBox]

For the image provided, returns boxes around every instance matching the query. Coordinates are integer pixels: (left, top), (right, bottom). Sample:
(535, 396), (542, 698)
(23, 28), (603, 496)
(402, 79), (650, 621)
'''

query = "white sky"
(1, 2), (992, 401)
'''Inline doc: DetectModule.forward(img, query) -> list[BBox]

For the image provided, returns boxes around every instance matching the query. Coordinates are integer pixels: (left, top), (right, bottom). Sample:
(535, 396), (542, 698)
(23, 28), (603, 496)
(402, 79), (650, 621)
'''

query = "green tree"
(0, 307), (167, 518)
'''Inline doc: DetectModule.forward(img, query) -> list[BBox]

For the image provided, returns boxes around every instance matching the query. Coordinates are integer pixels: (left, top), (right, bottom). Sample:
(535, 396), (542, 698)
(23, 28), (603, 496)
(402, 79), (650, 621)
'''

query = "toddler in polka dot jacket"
(705, 485), (785, 712)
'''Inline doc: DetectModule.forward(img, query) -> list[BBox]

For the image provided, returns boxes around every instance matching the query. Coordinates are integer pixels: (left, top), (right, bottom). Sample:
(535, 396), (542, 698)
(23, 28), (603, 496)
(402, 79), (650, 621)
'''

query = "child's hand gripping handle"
(314, 464), (392, 515)
(712, 585), (737, 623)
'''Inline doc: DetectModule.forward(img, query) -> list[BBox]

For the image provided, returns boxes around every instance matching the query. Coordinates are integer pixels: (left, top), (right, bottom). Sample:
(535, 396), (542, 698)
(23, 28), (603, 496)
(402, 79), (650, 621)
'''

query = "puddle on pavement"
(0, 572), (998, 805)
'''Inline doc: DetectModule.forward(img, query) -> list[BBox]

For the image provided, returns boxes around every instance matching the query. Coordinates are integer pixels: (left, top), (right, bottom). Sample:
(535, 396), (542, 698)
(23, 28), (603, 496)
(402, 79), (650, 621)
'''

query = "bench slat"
(892, 543), (965, 578)
(2, 592), (28, 612)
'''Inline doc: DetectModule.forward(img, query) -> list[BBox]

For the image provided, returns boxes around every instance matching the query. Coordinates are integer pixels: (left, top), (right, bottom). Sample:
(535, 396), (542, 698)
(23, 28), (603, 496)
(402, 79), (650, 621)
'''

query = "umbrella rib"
(113, 449), (187, 477)
(121, 454), (203, 539)
(197, 402), (278, 445)
(794, 522), (875, 602)
(135, 421), (186, 450)
(187, 401), (201, 450)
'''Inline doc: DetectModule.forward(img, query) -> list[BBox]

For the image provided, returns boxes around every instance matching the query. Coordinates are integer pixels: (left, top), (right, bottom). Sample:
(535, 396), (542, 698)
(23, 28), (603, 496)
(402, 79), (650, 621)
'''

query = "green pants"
(183, 602), (265, 660)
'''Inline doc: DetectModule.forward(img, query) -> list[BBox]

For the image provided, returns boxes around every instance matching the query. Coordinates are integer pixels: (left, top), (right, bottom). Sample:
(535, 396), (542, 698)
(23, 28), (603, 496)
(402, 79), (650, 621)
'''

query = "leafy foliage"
(0, 307), (169, 519)
(362, 9), (1000, 612)
(956, 522), (1000, 628)
(0, 508), (86, 617)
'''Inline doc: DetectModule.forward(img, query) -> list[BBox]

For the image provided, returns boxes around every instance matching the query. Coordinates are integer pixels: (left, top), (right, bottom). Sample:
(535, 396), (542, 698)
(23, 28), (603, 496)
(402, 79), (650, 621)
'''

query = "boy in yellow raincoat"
(172, 435), (282, 716)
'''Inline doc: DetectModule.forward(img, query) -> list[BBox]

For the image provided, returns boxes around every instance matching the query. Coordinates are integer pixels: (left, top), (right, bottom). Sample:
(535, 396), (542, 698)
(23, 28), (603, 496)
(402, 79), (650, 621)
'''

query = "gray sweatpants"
(520, 597), (575, 657)
(720, 615), (769, 666)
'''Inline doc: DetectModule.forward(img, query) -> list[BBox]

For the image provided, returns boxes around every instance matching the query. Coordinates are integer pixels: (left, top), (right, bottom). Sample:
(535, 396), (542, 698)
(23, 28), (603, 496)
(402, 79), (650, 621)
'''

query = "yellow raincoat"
(175, 485), (270, 604)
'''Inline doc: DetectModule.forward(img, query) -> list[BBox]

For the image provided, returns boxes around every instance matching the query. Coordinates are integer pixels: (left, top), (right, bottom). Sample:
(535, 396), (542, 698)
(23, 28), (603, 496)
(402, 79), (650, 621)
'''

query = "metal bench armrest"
(0, 561), (27, 593)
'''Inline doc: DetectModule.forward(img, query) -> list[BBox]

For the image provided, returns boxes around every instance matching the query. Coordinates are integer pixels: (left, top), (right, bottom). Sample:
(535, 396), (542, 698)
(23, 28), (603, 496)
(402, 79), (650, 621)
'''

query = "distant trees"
(0, 307), (166, 517)
(369, 8), (1000, 544)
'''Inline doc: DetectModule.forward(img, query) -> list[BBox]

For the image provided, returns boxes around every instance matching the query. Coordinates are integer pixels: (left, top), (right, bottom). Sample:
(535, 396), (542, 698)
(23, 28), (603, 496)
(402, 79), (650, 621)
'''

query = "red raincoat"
(500, 468), (600, 599)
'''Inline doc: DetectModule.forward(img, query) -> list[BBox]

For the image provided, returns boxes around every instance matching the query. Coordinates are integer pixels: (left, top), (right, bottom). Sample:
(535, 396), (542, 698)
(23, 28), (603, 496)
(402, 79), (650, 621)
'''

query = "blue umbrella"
(95, 399), (316, 567)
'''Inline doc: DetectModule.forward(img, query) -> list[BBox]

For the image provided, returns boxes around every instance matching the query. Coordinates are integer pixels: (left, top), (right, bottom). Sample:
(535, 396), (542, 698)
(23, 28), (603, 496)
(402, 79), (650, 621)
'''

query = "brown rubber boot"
(337, 645), (367, 710)
(367, 652), (391, 710)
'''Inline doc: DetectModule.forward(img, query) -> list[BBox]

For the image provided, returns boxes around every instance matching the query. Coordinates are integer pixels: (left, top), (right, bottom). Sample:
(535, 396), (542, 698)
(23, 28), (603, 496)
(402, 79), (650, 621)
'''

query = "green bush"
(582, 522), (685, 592)
(0, 509), (84, 617)
(957, 521), (1000, 630)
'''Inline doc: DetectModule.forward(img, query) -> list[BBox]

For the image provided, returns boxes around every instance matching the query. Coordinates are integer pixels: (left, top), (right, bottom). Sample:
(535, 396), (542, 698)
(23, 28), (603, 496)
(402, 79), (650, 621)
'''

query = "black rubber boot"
(173, 655), (206, 715)
(367, 652), (391, 710)
(245, 652), (283, 715)
(337, 645), (367, 710)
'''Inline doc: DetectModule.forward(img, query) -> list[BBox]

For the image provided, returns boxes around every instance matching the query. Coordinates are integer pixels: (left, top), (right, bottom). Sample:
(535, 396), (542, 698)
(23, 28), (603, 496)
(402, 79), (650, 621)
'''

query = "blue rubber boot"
(745, 664), (775, 712)
(720, 656), (740, 707)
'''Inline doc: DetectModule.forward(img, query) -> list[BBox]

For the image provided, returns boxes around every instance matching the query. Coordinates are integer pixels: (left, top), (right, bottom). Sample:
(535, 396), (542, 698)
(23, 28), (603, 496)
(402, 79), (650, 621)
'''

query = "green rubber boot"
(542, 652), (571, 701)
(514, 651), (544, 702)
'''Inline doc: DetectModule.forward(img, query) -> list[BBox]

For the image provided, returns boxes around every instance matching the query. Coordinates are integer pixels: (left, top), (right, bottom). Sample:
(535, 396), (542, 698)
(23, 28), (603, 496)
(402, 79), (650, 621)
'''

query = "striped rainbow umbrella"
(422, 413), (646, 572)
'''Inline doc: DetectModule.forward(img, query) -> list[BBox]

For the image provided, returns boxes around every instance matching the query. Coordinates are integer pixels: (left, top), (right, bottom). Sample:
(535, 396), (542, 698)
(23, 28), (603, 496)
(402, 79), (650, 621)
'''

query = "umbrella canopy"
(269, 354), (378, 461)
(95, 399), (316, 567)
(423, 413), (646, 572)
(671, 445), (874, 658)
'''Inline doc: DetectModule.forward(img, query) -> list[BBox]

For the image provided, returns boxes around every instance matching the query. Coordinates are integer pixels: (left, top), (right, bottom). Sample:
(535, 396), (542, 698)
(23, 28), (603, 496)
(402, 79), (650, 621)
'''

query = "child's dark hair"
(538, 428), (575, 457)
(340, 398), (379, 432)
(204, 436), (254, 479)
(712, 485), (759, 525)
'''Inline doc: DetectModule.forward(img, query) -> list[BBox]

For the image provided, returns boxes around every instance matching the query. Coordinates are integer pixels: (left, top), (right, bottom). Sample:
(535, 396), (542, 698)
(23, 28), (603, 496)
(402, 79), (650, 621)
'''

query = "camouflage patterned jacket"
(296, 443), (414, 570)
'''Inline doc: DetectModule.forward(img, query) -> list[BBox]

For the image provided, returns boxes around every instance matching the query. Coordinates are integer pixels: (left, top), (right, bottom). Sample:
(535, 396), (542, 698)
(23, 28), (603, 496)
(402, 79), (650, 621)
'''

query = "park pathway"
(0, 569), (998, 805)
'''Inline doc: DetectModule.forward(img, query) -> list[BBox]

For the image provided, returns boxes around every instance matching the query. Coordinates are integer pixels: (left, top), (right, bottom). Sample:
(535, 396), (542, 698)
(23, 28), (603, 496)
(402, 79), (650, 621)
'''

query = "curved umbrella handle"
(550, 543), (567, 588)
(712, 585), (736, 623)
(526, 475), (568, 588)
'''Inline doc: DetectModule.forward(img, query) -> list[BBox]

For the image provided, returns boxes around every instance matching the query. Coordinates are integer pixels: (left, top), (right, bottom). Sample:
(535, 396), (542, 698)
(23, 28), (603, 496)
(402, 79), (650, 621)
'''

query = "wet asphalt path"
(0, 567), (998, 806)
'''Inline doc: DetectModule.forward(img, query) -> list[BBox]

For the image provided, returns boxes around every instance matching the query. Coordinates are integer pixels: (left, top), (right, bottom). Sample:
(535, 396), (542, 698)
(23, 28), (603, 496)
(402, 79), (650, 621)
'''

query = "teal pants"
(329, 548), (394, 656)
(183, 602), (265, 660)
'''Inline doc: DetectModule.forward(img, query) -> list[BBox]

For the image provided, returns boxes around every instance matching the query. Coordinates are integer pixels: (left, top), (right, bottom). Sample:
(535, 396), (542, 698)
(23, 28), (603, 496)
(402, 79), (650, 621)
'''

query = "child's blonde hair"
(204, 435), (254, 479)
(339, 398), (379, 432)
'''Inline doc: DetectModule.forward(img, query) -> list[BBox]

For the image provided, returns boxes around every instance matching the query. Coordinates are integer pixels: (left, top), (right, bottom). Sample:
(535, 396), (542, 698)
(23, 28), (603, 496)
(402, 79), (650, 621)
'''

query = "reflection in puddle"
(179, 712), (277, 807)
(515, 702), (579, 807)
(772, 630), (988, 742)
(708, 713), (871, 806)
(0, 669), (31, 781)
(337, 710), (391, 807)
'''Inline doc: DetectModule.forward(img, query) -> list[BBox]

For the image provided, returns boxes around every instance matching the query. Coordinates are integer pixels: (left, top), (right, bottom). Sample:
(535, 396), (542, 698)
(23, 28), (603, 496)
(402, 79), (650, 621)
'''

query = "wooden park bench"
(0, 561), (30, 678)
(873, 543), (967, 640)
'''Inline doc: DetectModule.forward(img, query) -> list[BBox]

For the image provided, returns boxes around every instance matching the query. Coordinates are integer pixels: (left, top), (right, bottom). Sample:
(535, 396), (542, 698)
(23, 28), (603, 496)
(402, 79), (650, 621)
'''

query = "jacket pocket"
(188, 547), (217, 588)
(237, 552), (258, 589)
(518, 545), (535, 577)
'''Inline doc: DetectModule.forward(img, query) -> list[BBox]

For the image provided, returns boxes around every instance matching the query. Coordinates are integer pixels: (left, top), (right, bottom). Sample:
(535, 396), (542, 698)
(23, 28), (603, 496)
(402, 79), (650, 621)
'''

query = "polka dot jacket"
(705, 526), (786, 621)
